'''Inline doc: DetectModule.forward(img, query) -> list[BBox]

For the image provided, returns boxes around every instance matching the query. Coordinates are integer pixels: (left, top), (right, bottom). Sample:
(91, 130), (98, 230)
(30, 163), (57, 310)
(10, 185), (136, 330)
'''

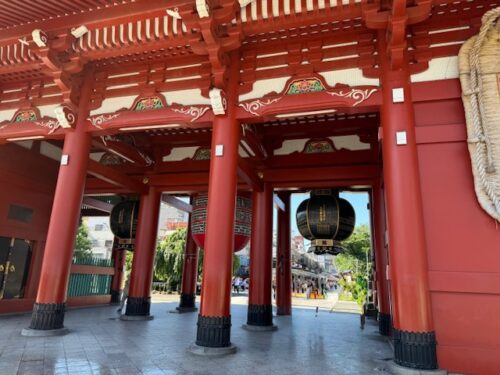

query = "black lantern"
(110, 200), (140, 251)
(296, 190), (356, 255)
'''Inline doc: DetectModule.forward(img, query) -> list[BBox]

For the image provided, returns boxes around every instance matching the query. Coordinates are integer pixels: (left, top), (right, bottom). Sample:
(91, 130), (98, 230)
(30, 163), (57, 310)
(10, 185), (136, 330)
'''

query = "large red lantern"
(191, 192), (252, 252)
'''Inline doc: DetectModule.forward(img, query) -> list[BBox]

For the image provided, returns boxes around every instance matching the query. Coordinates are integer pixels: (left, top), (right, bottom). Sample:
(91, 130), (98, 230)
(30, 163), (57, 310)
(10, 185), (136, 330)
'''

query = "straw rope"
(459, 7), (500, 221)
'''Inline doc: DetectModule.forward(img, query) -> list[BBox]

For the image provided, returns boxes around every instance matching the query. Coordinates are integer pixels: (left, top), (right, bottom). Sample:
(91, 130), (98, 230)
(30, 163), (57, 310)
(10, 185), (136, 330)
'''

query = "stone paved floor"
(0, 300), (393, 375)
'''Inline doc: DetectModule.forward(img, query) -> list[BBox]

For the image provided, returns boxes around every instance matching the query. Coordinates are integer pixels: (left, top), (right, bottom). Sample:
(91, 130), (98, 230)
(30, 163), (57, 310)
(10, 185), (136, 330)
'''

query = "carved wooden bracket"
(27, 28), (89, 106)
(362, 0), (431, 70)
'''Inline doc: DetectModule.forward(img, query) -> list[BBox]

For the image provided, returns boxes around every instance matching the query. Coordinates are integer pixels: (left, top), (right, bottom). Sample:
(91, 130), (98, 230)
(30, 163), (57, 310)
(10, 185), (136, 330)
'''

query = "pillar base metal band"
(242, 324), (278, 332)
(110, 289), (121, 304)
(247, 304), (273, 326)
(179, 293), (196, 309)
(196, 315), (231, 348)
(28, 303), (66, 330)
(378, 313), (392, 336)
(365, 303), (378, 318)
(125, 296), (151, 317)
(188, 343), (237, 356)
(276, 306), (291, 316)
(171, 306), (198, 314)
(21, 327), (69, 337)
(393, 329), (437, 370)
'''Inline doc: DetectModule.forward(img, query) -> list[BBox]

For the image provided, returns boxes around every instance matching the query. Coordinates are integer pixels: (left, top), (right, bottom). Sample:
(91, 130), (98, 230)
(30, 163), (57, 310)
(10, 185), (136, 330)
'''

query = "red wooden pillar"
(371, 180), (391, 336)
(276, 192), (292, 316)
(110, 241), (126, 304)
(176, 201), (199, 312)
(194, 53), (240, 352)
(23, 69), (94, 335)
(379, 33), (437, 369)
(244, 183), (276, 330)
(122, 187), (161, 320)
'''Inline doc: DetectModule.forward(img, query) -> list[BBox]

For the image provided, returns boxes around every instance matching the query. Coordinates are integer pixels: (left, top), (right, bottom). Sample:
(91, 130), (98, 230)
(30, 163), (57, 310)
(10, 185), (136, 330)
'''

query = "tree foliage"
(335, 224), (371, 276)
(334, 225), (372, 306)
(147, 228), (244, 292)
(74, 222), (93, 260)
(154, 228), (186, 291)
(197, 249), (242, 278)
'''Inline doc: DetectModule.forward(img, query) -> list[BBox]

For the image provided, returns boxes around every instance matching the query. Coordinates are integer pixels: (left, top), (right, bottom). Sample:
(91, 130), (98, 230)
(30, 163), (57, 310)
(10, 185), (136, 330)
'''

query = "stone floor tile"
(0, 299), (392, 375)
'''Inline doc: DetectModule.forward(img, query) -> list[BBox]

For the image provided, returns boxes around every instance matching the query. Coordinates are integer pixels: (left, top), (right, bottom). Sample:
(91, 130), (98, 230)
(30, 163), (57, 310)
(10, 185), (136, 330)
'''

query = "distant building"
(86, 217), (114, 259)
(157, 202), (189, 238)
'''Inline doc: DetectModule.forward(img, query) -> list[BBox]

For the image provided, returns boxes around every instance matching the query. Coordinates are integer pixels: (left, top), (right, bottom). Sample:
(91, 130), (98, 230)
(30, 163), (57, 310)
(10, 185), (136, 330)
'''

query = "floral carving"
(14, 110), (37, 122)
(134, 96), (164, 111)
(171, 106), (210, 122)
(304, 139), (335, 154)
(286, 78), (326, 95)
(327, 88), (377, 106)
(239, 98), (282, 116)
(89, 113), (121, 128)
(193, 147), (211, 160)
(33, 119), (62, 134)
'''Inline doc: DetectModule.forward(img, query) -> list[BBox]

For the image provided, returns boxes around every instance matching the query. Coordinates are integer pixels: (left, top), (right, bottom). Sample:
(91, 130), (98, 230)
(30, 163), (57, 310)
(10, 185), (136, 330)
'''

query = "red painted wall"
(414, 81), (500, 375)
(0, 143), (58, 313)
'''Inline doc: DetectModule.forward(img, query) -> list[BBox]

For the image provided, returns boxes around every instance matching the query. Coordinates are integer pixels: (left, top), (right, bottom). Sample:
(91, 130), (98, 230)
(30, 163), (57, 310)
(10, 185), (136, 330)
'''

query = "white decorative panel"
(0, 109), (17, 122)
(331, 135), (370, 151)
(90, 96), (136, 116)
(239, 77), (290, 101)
(274, 139), (308, 155)
(163, 146), (198, 161)
(164, 89), (211, 106)
(411, 56), (459, 83)
(320, 68), (379, 87)
(40, 141), (62, 161)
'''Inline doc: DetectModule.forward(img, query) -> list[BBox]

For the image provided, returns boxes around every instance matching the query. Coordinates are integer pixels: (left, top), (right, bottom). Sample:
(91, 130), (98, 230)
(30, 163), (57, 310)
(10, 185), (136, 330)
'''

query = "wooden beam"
(238, 157), (263, 192)
(161, 194), (193, 213)
(91, 139), (153, 167)
(87, 159), (147, 194)
(241, 125), (267, 161)
(273, 194), (285, 211)
(0, 0), (194, 46)
(81, 196), (114, 213)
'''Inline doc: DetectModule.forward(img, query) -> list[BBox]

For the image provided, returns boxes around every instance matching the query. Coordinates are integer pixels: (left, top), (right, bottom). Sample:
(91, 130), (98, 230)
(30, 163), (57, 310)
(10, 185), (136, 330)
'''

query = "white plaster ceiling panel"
(90, 152), (105, 162)
(163, 146), (198, 161)
(411, 56), (459, 83)
(274, 139), (308, 155)
(40, 141), (62, 161)
(163, 89), (211, 106)
(239, 77), (290, 101)
(15, 141), (34, 149)
(320, 68), (379, 87)
(90, 96), (136, 116)
(38, 104), (61, 118)
(330, 135), (370, 150)
(0, 109), (17, 122)
(239, 145), (250, 158)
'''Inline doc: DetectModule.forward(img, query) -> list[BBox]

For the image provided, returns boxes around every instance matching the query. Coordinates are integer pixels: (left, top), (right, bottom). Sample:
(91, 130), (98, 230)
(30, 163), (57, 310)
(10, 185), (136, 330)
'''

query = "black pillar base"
(365, 303), (378, 318)
(179, 293), (196, 309)
(28, 302), (66, 330)
(110, 289), (121, 304)
(124, 297), (151, 317)
(393, 329), (437, 370)
(378, 312), (392, 336)
(247, 304), (273, 327)
(196, 315), (231, 348)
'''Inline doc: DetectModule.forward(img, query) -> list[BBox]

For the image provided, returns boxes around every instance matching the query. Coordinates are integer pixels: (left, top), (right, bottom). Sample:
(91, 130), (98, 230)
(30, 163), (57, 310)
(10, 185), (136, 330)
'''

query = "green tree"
(197, 249), (241, 278)
(334, 225), (372, 306)
(335, 225), (371, 276)
(74, 222), (93, 260)
(232, 254), (241, 276)
(154, 228), (186, 291)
